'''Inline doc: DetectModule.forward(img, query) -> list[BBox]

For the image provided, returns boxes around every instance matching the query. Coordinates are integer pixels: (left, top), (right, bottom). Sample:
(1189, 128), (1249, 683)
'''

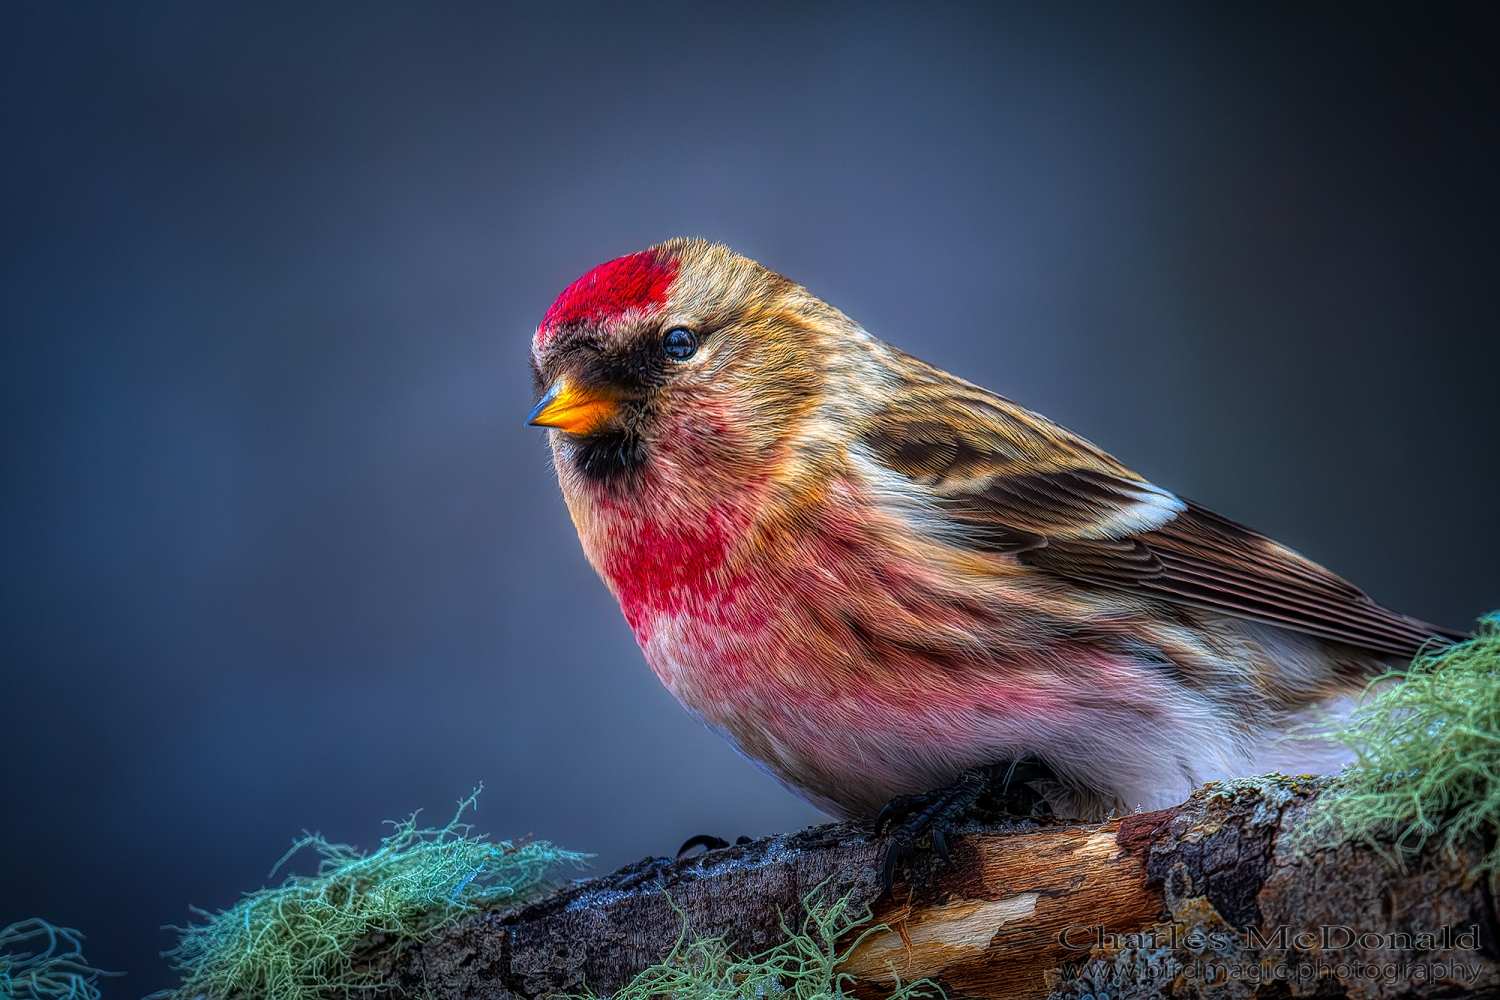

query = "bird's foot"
(874, 758), (1055, 896)
(677, 834), (752, 859)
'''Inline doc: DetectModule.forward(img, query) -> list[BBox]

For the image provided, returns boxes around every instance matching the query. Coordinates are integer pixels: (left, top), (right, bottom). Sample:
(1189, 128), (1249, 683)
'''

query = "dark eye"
(662, 327), (698, 361)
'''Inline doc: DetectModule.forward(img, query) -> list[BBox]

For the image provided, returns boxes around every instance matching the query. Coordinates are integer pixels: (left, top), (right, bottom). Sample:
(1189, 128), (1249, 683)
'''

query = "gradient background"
(2, 3), (1497, 995)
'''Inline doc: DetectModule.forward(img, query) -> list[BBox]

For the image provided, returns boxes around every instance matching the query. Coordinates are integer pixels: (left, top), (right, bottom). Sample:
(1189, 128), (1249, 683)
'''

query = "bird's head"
(528, 239), (859, 495)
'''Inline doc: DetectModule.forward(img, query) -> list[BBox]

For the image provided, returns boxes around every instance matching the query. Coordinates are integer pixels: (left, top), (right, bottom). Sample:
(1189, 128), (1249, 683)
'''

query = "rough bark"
(365, 777), (1500, 1000)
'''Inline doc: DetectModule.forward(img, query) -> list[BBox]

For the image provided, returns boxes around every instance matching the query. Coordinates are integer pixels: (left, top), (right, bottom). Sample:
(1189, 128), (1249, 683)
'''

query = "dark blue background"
(2, 4), (1496, 995)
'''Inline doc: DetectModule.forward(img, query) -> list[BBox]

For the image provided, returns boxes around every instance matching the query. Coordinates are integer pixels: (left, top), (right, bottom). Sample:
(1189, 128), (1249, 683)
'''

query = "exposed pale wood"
(363, 778), (1500, 1000)
(843, 822), (1160, 997)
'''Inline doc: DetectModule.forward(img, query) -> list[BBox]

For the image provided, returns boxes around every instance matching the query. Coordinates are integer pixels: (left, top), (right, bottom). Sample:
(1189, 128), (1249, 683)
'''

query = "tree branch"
(366, 776), (1500, 1000)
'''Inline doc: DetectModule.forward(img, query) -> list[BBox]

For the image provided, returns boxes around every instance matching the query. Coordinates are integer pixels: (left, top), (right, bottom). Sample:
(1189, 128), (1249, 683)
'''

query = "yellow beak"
(526, 376), (618, 435)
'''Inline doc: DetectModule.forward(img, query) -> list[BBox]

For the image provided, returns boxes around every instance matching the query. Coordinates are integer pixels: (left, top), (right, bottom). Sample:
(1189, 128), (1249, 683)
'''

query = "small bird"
(527, 239), (1462, 882)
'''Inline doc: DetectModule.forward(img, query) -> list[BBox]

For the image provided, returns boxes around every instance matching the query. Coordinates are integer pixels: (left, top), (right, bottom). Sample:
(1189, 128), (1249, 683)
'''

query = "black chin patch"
(570, 429), (650, 484)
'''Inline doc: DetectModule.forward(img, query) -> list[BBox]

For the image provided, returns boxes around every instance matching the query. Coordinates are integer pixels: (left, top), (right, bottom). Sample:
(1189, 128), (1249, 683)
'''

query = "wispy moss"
(1305, 613), (1500, 881)
(580, 884), (941, 1000)
(163, 786), (590, 1000)
(0, 919), (119, 1000)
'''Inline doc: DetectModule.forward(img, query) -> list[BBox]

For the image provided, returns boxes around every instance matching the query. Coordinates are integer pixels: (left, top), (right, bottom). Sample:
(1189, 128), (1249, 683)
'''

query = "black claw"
(677, 834), (731, 859)
(734, 835), (752, 845)
(997, 759), (1052, 798)
(872, 756), (1058, 892)
(875, 793), (920, 836)
(880, 837), (905, 897)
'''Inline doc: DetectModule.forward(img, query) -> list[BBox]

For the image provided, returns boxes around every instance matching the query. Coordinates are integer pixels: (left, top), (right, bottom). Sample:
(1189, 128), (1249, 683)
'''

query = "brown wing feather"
(1028, 501), (1460, 655)
(865, 354), (1463, 657)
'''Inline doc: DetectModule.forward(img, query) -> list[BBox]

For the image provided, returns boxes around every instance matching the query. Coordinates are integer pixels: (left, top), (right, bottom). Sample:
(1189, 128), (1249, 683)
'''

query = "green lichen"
(162, 786), (590, 1000)
(581, 884), (941, 1000)
(0, 919), (119, 1000)
(1306, 613), (1500, 881)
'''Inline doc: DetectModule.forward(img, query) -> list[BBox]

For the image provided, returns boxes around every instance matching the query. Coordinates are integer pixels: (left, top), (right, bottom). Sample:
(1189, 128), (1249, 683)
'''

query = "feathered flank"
(529, 238), (1464, 821)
